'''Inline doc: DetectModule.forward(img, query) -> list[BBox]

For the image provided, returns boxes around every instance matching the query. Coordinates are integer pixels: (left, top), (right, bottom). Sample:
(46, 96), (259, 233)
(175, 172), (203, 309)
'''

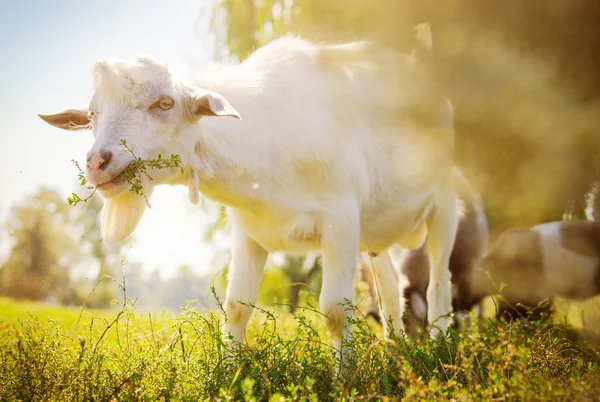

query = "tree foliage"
(0, 188), (76, 302)
(212, 0), (600, 232)
(0, 187), (133, 307)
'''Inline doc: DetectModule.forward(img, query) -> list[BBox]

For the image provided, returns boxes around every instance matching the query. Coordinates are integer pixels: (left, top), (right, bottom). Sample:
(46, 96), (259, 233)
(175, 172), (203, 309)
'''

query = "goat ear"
(189, 91), (241, 120)
(38, 109), (91, 131)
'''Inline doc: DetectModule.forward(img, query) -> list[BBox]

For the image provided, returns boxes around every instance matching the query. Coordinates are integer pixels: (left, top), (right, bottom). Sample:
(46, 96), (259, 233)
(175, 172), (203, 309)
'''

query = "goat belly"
(234, 210), (322, 252)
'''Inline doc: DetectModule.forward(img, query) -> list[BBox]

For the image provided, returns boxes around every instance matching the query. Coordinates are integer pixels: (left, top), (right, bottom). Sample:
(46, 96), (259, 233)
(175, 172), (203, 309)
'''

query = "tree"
(211, 0), (600, 231)
(0, 184), (137, 308)
(0, 188), (76, 302)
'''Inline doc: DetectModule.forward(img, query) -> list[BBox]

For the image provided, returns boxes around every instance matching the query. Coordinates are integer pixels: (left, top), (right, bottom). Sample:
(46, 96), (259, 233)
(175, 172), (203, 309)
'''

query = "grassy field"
(1, 292), (600, 401)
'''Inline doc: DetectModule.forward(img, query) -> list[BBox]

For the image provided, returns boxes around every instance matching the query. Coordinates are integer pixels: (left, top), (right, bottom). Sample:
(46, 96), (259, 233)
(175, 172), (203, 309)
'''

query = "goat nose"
(87, 149), (112, 172)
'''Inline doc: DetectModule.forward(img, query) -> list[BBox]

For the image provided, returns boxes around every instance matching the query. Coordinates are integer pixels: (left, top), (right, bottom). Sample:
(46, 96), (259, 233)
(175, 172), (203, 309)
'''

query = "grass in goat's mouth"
(67, 139), (182, 207)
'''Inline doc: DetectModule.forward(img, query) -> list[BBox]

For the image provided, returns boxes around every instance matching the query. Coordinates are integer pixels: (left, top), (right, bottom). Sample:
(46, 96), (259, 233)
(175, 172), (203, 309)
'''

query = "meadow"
(2, 283), (600, 402)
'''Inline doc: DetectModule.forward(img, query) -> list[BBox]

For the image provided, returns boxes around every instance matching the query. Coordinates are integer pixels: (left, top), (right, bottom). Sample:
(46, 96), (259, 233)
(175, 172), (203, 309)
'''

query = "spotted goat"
(469, 220), (600, 320)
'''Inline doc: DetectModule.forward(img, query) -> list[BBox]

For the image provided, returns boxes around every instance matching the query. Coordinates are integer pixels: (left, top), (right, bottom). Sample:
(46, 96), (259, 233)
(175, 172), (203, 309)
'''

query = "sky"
(0, 0), (225, 278)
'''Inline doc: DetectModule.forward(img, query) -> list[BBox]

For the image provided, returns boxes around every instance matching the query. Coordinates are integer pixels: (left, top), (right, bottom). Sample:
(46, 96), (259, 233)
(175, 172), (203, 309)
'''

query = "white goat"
(38, 25), (458, 370)
(468, 220), (600, 319)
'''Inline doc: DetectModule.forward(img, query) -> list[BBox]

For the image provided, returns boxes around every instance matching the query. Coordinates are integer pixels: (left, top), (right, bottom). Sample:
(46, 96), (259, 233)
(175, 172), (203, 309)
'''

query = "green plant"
(67, 139), (181, 208)
(2, 286), (600, 400)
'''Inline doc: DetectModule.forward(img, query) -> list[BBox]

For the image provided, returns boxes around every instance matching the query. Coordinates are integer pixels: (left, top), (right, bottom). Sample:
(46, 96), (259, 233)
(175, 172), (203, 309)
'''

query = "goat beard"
(98, 168), (199, 244)
(100, 190), (150, 244)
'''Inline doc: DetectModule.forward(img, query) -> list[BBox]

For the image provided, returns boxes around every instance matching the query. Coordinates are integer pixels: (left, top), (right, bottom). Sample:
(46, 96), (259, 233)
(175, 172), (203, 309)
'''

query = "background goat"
(467, 220), (600, 320)
(38, 25), (458, 371)
(375, 219), (600, 330)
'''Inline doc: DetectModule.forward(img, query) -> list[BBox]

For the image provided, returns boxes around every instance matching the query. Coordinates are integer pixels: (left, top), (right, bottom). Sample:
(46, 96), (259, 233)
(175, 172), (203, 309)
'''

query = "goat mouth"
(97, 174), (125, 189)
(96, 175), (124, 192)
(95, 164), (132, 196)
(96, 176), (127, 199)
(96, 169), (127, 189)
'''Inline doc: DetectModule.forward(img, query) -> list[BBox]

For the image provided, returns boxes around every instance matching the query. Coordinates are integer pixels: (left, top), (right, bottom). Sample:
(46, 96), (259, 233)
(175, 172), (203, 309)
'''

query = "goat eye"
(151, 96), (174, 111)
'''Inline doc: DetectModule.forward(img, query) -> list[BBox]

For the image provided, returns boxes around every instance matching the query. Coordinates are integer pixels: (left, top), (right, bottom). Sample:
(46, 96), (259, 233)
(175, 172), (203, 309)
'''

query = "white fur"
(368, 251), (402, 337)
(188, 169), (200, 205)
(100, 191), (148, 244)
(410, 292), (428, 324)
(40, 27), (458, 371)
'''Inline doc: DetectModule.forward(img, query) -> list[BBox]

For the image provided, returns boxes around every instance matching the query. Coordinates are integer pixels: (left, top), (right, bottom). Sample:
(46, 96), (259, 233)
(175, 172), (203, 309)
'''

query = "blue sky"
(0, 1), (224, 278)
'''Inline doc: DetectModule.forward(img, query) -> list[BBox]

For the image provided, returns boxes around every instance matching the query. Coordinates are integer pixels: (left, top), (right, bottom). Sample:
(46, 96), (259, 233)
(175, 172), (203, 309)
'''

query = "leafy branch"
(68, 139), (182, 208)
(117, 139), (182, 207)
(67, 160), (95, 207)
